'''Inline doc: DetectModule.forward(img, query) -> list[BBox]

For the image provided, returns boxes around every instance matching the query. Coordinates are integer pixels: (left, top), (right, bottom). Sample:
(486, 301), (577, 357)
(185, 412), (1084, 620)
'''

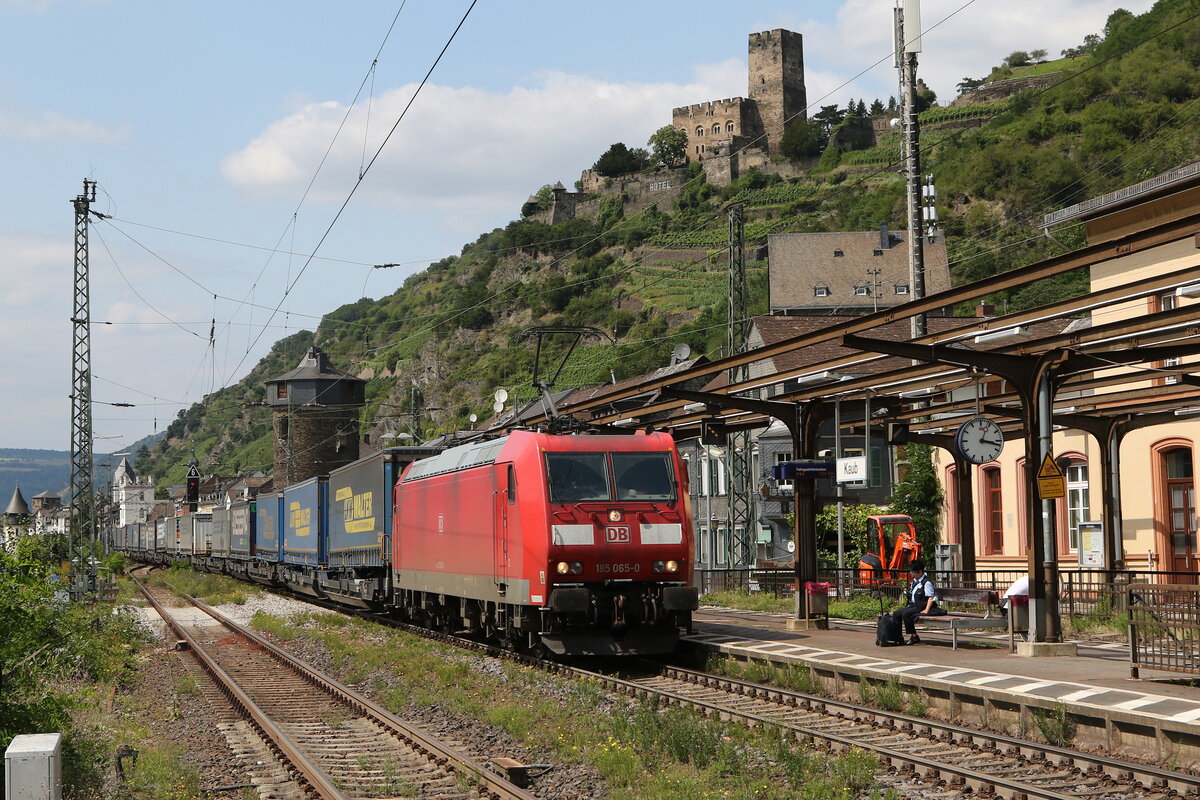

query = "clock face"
(955, 416), (1004, 464)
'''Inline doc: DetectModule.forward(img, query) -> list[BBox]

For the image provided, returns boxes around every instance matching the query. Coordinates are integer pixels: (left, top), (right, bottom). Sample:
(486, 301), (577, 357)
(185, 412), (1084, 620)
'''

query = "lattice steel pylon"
(725, 204), (754, 566)
(69, 180), (97, 573)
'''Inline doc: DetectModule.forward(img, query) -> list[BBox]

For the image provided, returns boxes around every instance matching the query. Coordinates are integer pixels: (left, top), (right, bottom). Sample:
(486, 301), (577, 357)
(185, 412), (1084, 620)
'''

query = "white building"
(111, 457), (155, 527)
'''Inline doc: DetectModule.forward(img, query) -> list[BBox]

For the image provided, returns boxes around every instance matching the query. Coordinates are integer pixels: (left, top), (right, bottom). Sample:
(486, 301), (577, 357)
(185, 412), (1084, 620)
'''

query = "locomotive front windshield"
(546, 451), (676, 503)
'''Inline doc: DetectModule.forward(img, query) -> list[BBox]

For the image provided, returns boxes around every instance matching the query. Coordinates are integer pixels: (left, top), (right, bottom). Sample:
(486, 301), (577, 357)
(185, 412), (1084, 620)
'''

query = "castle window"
(696, 126), (704, 137)
(833, 249), (844, 257)
(726, 121), (735, 132)
(873, 248), (883, 256)
(277, 384), (288, 400)
(895, 282), (910, 295)
(813, 285), (830, 298)
(854, 284), (871, 296)
(712, 123), (721, 135)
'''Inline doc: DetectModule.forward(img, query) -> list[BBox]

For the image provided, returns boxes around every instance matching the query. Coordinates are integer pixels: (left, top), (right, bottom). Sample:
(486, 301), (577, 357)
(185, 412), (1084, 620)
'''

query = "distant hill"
(0, 435), (163, 510)
(136, 2), (1200, 487)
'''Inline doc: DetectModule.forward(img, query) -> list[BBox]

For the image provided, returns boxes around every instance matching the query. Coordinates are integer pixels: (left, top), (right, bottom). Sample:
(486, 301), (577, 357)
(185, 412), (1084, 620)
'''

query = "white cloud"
(221, 64), (745, 229)
(0, 109), (128, 142)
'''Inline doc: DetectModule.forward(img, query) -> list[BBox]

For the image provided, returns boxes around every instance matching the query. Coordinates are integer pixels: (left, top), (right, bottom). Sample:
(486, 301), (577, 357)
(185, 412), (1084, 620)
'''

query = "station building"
(935, 161), (1200, 573)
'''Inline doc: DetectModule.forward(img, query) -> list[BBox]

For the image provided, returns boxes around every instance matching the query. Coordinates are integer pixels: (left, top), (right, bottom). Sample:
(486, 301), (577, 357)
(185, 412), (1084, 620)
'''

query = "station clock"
(954, 416), (1004, 465)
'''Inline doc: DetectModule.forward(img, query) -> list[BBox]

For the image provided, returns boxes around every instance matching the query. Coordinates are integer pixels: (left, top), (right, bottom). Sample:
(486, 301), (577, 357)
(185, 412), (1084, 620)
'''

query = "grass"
(701, 588), (792, 614)
(247, 610), (883, 800)
(152, 565), (260, 607)
(1032, 702), (1076, 747)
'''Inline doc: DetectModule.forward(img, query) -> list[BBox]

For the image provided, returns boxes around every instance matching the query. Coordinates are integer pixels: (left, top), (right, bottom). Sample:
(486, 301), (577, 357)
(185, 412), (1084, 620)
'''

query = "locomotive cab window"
(612, 452), (675, 501)
(546, 453), (610, 502)
(507, 464), (516, 504)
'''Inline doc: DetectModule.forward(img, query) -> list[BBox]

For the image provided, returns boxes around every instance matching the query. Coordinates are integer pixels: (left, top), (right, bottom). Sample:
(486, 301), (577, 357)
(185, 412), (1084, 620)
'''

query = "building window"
(895, 283), (910, 295)
(715, 526), (728, 566)
(1065, 460), (1089, 552)
(277, 384), (288, 399)
(854, 284), (870, 296)
(699, 527), (710, 565)
(983, 467), (1003, 554)
(833, 249), (844, 257)
(712, 123), (721, 135)
(1162, 446), (1196, 572)
(873, 248), (883, 256)
(813, 284), (830, 298)
(726, 120), (735, 132)
(696, 126), (704, 137)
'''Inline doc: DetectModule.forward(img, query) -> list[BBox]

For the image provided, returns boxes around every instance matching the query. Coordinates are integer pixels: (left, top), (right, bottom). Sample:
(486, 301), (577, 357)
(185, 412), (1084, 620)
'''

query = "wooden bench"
(916, 588), (1004, 649)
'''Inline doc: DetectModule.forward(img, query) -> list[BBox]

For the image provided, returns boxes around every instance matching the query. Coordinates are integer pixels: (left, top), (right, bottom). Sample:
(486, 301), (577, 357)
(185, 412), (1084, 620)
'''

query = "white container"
(5, 733), (62, 800)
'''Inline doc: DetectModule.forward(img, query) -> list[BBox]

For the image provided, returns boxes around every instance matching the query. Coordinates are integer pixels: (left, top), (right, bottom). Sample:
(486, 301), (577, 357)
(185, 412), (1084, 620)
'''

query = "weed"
(905, 688), (928, 718)
(173, 673), (199, 697)
(1032, 702), (1076, 747)
(124, 747), (202, 800)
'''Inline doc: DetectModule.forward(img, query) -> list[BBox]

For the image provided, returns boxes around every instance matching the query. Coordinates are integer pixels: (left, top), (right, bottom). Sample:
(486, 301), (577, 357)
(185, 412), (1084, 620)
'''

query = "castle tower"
(747, 29), (806, 155)
(266, 346), (365, 487)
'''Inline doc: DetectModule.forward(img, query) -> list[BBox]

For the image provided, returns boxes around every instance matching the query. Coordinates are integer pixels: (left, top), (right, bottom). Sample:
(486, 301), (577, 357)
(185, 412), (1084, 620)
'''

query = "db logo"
(605, 526), (631, 543)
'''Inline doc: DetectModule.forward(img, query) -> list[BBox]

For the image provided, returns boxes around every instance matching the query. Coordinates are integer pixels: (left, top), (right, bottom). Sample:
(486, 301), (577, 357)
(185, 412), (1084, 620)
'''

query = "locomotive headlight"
(556, 561), (571, 575)
(653, 560), (665, 573)
(556, 561), (584, 575)
(665, 560), (680, 573)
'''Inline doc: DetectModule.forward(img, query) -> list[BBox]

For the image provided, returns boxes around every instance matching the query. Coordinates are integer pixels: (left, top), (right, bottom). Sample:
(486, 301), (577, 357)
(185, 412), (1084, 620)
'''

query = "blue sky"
(0, 0), (1154, 452)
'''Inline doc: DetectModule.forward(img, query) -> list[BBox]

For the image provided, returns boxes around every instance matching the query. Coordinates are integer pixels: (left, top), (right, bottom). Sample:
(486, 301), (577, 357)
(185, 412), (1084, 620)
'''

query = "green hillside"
(137, 1), (1200, 487)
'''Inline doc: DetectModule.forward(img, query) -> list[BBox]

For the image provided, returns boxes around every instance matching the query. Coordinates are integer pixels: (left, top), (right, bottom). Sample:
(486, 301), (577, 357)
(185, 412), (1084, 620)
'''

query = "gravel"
(126, 590), (611, 799)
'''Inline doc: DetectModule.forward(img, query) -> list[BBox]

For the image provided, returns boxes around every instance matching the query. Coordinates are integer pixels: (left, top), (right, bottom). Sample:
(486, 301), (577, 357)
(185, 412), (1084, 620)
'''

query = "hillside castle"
(672, 29), (806, 162)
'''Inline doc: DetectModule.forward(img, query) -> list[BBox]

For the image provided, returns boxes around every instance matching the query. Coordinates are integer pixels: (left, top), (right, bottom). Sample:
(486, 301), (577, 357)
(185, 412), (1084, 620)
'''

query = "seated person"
(892, 559), (939, 645)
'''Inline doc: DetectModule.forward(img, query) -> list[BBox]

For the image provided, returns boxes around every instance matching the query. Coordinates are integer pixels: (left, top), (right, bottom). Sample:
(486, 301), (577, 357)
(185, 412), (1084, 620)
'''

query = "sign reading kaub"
(836, 456), (867, 484)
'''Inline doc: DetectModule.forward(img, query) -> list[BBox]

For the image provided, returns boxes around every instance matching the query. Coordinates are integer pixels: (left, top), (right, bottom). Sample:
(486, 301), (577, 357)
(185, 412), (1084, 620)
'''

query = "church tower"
(747, 29), (806, 155)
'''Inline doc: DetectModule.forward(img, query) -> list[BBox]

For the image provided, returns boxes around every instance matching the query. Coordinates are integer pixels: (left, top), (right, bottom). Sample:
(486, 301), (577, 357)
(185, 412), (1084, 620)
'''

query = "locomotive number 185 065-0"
(596, 562), (641, 574)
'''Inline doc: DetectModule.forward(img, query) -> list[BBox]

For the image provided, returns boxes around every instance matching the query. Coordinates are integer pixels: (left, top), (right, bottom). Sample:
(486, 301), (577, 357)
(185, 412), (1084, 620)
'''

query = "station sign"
(836, 456), (867, 484)
(772, 460), (835, 480)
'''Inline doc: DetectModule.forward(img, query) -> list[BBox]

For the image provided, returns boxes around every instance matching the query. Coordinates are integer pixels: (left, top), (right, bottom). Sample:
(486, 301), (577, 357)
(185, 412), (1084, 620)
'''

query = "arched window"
(712, 123), (721, 135)
(726, 120), (735, 132)
(982, 466), (1003, 555)
(696, 126), (704, 137)
(833, 249), (844, 257)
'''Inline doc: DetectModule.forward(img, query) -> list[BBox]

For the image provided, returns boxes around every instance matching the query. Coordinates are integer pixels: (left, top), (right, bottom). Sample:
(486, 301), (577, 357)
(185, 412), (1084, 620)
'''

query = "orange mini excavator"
(857, 514), (921, 587)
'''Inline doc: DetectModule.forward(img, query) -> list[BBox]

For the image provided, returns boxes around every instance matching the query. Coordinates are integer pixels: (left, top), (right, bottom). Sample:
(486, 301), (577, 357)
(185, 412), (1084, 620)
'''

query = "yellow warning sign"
(1037, 454), (1065, 499)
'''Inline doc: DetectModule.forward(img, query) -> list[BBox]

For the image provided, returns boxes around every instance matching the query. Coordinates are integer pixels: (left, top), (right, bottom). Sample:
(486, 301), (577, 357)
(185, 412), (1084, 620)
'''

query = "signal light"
(556, 561), (583, 575)
(654, 560), (680, 573)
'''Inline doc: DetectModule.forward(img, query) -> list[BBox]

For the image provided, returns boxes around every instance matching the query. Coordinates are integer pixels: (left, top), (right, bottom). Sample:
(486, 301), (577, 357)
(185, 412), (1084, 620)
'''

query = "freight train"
(113, 430), (699, 655)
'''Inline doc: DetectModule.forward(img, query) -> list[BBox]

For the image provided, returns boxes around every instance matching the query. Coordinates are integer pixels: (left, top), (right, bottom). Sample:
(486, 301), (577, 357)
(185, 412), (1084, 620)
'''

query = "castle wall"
(748, 29), (806, 156)
(671, 97), (760, 163)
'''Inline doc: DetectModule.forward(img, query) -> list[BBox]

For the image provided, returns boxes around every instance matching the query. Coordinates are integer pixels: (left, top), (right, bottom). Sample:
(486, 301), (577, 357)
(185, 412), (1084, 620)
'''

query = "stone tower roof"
(268, 346), (360, 384)
(5, 486), (29, 515)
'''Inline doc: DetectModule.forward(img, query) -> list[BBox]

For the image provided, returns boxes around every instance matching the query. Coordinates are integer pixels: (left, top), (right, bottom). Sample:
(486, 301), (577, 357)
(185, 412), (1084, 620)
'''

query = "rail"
(1128, 582), (1200, 679)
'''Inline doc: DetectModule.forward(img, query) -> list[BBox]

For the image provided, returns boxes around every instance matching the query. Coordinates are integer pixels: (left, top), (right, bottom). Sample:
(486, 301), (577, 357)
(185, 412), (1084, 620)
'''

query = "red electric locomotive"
(392, 429), (698, 655)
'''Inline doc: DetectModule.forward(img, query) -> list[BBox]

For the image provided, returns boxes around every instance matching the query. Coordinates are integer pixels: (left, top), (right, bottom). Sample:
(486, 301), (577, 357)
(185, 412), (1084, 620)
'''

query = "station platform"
(685, 607), (1200, 763)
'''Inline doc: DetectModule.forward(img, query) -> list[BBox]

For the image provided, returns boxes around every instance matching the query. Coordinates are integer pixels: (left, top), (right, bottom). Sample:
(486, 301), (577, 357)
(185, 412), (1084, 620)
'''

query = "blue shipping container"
(256, 493), (283, 563)
(327, 454), (397, 568)
(284, 477), (327, 566)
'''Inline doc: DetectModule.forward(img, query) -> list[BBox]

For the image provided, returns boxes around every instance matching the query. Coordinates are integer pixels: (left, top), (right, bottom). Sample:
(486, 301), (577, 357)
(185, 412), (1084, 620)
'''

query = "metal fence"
(1128, 583), (1200, 679)
(698, 566), (1200, 619)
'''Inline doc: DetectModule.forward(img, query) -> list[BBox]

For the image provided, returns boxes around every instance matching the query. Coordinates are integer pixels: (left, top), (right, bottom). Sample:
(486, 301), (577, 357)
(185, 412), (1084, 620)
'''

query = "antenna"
(670, 343), (692, 366)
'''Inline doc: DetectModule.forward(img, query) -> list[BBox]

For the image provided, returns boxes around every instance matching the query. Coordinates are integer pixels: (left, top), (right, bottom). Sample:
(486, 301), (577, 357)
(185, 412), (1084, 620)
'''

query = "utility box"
(5, 733), (62, 800)
(934, 543), (961, 579)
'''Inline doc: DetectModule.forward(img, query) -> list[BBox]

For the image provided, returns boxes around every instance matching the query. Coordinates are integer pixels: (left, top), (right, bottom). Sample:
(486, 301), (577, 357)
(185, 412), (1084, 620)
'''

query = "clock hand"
(980, 438), (1003, 446)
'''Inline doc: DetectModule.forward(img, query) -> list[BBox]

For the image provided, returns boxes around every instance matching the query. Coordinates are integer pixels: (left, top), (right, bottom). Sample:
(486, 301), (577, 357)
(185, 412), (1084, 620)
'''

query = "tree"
(869, 98), (885, 116)
(1003, 50), (1031, 68)
(888, 443), (943, 557)
(779, 118), (826, 159)
(854, 99), (868, 117)
(1029, 48), (1048, 62)
(887, 96), (898, 112)
(647, 125), (688, 168)
(956, 76), (985, 95)
(813, 104), (845, 133)
(592, 142), (650, 178)
(1061, 33), (1100, 58)
(915, 85), (937, 113)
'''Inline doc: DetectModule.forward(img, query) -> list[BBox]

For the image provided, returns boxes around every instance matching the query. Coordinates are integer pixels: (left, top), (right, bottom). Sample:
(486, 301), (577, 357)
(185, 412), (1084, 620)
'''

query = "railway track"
(593, 662), (1198, 800)
(133, 574), (538, 800)
(345, 609), (1200, 800)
